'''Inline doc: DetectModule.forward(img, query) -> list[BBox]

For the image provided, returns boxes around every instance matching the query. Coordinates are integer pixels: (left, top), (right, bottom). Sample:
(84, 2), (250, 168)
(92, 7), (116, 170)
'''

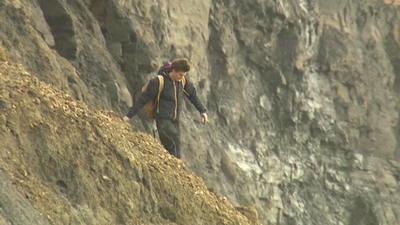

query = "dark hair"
(171, 58), (190, 72)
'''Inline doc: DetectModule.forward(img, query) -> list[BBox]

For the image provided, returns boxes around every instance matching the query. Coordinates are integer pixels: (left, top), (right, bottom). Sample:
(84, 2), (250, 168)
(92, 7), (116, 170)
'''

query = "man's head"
(169, 58), (190, 81)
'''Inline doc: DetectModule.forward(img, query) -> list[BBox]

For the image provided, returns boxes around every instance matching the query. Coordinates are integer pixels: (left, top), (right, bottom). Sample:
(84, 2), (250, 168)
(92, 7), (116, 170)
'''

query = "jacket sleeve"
(183, 79), (207, 114)
(126, 78), (159, 118)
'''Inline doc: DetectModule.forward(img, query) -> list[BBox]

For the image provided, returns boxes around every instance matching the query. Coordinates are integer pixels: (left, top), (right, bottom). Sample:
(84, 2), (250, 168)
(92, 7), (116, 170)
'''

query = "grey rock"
(1, 0), (400, 224)
(0, 172), (51, 225)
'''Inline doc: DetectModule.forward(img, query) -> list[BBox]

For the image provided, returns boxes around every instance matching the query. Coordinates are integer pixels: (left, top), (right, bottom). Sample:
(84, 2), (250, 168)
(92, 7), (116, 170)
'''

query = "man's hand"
(201, 113), (208, 124)
(123, 116), (130, 122)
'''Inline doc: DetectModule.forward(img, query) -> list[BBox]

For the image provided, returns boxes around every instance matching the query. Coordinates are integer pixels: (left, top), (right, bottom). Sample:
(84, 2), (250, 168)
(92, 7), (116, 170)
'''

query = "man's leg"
(156, 119), (181, 158)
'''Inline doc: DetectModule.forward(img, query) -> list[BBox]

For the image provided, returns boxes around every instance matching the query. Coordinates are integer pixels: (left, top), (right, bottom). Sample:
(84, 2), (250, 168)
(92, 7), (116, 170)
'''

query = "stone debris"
(0, 62), (259, 225)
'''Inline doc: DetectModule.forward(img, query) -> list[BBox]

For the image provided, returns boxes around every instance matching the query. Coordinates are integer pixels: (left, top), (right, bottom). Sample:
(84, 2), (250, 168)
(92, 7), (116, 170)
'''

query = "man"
(123, 58), (208, 159)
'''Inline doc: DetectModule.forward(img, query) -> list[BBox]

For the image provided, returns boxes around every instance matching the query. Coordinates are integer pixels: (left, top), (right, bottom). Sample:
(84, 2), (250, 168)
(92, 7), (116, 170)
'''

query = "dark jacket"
(126, 72), (206, 120)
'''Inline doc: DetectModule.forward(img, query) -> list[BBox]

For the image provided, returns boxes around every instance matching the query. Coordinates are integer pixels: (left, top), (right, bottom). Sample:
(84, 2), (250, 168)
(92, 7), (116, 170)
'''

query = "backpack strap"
(156, 75), (164, 113)
(181, 76), (190, 96)
(181, 76), (186, 87)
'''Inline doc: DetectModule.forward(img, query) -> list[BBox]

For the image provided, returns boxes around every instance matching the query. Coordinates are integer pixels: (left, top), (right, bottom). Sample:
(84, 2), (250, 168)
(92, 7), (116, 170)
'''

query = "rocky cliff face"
(1, 0), (400, 225)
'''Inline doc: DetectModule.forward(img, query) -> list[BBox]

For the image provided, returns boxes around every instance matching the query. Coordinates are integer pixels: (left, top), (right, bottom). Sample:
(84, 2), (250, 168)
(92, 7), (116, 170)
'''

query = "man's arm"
(183, 79), (207, 114)
(125, 78), (159, 119)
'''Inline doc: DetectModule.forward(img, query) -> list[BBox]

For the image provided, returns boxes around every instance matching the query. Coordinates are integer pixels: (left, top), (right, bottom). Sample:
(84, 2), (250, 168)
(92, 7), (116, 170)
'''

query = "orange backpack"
(142, 75), (164, 119)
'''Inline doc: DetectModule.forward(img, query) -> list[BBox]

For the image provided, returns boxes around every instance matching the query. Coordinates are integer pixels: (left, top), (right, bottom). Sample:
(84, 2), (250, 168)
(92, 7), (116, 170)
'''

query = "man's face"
(170, 70), (185, 81)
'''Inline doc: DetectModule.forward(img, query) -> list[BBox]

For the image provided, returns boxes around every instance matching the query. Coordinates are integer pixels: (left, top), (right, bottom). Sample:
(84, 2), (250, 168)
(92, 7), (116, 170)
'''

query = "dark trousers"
(156, 118), (181, 159)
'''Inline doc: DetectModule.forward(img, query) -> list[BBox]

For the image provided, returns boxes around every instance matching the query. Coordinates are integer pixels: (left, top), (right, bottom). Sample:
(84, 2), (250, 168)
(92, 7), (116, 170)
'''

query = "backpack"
(142, 75), (164, 119)
(141, 75), (187, 119)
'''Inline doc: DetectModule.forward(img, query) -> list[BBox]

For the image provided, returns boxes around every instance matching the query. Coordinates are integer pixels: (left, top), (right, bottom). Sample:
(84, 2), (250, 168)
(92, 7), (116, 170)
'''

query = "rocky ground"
(0, 62), (258, 225)
(1, 0), (400, 224)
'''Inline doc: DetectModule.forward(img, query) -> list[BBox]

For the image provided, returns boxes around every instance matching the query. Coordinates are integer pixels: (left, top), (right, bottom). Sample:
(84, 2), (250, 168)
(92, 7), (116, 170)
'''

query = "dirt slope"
(0, 61), (258, 225)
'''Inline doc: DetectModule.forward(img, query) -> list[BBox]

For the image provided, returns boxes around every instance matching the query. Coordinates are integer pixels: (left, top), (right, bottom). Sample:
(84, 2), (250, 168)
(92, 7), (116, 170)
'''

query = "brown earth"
(0, 61), (259, 225)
